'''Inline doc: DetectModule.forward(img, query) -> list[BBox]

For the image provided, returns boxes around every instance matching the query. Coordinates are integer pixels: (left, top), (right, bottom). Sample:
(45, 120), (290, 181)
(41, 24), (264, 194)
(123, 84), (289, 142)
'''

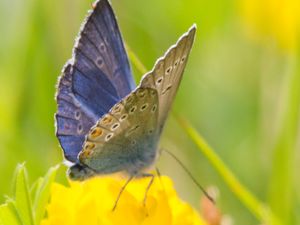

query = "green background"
(0, 0), (299, 224)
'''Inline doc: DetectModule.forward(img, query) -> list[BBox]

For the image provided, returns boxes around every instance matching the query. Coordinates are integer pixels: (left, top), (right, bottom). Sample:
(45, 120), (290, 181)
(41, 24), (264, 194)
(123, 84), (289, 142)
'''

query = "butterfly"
(55, 0), (196, 187)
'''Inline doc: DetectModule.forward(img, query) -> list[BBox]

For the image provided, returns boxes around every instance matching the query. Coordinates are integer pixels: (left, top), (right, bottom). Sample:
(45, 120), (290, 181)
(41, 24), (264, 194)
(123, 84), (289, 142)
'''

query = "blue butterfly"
(55, 0), (196, 186)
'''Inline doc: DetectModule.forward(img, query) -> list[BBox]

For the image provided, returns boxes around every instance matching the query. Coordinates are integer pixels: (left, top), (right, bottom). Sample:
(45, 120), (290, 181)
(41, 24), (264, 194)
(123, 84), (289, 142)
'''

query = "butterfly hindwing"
(78, 87), (159, 175)
(55, 0), (135, 162)
(140, 25), (196, 132)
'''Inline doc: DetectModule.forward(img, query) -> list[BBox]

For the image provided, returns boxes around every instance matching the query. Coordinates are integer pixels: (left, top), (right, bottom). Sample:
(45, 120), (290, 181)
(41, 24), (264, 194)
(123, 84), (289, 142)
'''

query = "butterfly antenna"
(162, 149), (215, 204)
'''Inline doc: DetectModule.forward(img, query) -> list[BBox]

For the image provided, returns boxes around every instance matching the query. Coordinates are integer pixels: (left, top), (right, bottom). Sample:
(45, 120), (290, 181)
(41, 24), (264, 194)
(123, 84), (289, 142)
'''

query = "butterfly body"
(55, 0), (196, 181)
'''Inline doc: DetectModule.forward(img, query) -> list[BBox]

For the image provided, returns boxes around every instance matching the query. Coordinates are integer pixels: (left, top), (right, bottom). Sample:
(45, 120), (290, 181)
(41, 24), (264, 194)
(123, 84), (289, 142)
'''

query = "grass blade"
(0, 201), (22, 225)
(33, 165), (59, 225)
(30, 178), (44, 204)
(125, 43), (147, 76)
(268, 55), (300, 224)
(176, 116), (281, 225)
(13, 164), (34, 225)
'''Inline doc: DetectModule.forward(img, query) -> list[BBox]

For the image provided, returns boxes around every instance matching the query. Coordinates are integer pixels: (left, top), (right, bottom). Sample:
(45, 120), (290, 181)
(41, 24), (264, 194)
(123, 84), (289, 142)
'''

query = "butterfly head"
(68, 163), (96, 181)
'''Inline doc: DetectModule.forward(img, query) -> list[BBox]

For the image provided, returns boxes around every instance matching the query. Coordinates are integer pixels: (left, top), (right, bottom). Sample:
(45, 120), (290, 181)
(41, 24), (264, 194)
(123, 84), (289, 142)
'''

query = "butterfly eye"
(156, 77), (163, 85)
(120, 114), (128, 121)
(131, 140), (137, 145)
(165, 66), (172, 75)
(75, 110), (81, 119)
(140, 103), (148, 111)
(111, 123), (120, 130)
(151, 104), (157, 113)
(129, 106), (137, 114)
(105, 133), (114, 141)
(90, 127), (103, 138)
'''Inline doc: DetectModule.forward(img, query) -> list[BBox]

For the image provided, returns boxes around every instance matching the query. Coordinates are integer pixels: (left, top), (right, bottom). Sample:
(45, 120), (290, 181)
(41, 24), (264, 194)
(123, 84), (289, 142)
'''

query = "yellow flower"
(240, 0), (300, 52)
(41, 175), (207, 225)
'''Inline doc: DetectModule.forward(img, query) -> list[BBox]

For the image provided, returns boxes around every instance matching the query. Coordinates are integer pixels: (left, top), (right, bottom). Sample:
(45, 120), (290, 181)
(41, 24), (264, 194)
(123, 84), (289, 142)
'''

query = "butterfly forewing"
(56, 64), (97, 162)
(78, 0), (135, 96)
(55, 0), (136, 163)
(140, 26), (196, 132)
(79, 88), (159, 174)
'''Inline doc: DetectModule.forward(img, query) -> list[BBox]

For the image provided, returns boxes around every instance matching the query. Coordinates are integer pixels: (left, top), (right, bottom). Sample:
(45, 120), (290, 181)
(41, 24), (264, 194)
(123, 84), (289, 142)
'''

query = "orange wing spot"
(90, 127), (103, 138)
(111, 104), (123, 114)
(101, 115), (113, 125)
(81, 149), (92, 158)
(84, 142), (95, 151)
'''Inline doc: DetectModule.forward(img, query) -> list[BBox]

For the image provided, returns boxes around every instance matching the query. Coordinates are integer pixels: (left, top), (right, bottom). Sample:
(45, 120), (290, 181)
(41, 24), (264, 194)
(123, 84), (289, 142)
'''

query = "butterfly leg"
(155, 167), (166, 191)
(141, 173), (155, 207)
(155, 167), (161, 177)
(112, 175), (134, 211)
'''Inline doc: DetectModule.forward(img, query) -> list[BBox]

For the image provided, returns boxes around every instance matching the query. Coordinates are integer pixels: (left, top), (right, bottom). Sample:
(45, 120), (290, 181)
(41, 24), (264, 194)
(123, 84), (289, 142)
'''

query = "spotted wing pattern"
(56, 64), (96, 161)
(140, 25), (196, 132)
(55, 0), (135, 162)
(79, 87), (159, 175)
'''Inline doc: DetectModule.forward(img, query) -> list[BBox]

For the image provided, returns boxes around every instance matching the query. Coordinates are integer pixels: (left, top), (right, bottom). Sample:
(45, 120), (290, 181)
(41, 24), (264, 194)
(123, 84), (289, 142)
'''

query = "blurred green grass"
(0, 0), (299, 224)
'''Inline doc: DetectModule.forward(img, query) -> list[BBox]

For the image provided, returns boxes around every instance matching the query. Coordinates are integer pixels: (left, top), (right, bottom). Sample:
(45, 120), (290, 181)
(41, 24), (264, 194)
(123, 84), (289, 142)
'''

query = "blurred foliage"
(0, 0), (299, 224)
(0, 164), (59, 225)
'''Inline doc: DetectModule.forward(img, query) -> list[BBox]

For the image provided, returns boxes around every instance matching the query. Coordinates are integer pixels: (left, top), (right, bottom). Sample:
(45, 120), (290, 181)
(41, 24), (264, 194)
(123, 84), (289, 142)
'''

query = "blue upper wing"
(55, 0), (135, 162)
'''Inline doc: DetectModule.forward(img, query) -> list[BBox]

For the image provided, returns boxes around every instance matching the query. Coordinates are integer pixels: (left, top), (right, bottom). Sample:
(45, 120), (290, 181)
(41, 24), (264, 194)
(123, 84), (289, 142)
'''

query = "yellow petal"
(42, 176), (206, 225)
